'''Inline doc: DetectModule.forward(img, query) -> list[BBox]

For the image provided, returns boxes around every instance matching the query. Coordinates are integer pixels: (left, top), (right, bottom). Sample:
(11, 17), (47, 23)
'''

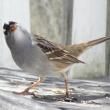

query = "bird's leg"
(14, 77), (43, 95)
(63, 74), (69, 98)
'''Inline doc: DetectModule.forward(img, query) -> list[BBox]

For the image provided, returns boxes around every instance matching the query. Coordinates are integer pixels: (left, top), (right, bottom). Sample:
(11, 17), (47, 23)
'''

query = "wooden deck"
(0, 67), (110, 110)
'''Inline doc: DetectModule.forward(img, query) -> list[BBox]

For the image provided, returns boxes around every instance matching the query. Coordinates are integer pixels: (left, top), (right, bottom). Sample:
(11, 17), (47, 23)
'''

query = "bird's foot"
(13, 77), (42, 96)
(65, 92), (69, 98)
(64, 92), (78, 102)
(64, 96), (78, 102)
(13, 90), (32, 96)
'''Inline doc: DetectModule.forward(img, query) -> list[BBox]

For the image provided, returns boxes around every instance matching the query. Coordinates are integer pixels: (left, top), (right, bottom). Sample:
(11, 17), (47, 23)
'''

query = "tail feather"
(65, 37), (110, 57)
(86, 37), (110, 47)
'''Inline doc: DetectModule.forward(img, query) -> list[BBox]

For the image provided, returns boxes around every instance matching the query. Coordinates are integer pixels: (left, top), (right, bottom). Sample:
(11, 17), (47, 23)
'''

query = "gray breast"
(6, 27), (55, 76)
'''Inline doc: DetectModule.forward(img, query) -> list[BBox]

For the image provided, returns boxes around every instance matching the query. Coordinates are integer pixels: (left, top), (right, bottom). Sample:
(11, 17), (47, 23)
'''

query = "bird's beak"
(3, 23), (9, 35)
(3, 23), (9, 31)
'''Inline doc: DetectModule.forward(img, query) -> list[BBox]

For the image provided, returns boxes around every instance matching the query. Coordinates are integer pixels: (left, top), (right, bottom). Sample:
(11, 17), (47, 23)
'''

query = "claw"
(13, 77), (43, 96)
(13, 90), (32, 95)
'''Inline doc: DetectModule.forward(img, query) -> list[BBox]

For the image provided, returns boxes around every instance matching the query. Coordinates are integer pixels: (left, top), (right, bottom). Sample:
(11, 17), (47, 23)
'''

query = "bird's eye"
(10, 25), (17, 32)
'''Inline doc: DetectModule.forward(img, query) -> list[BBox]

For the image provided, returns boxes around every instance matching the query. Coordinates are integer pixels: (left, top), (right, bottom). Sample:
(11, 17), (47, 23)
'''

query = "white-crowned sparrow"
(3, 21), (110, 97)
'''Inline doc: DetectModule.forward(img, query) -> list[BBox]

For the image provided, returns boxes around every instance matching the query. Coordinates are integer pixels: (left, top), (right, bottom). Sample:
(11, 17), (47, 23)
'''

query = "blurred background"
(0, 0), (110, 79)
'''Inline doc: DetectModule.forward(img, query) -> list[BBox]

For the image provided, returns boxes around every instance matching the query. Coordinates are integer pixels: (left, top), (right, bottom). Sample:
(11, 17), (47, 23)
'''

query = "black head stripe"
(9, 21), (16, 26)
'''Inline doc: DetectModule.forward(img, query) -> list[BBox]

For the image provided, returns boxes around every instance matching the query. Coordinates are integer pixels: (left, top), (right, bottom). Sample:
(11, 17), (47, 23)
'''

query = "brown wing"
(34, 34), (84, 64)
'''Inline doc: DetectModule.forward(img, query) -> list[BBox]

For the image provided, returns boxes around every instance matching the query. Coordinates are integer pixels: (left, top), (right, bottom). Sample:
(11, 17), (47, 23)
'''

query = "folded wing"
(34, 34), (84, 64)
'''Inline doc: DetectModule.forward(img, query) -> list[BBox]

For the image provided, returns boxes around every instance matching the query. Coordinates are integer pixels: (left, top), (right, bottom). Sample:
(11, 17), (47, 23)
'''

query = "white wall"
(0, 0), (30, 69)
(0, 0), (107, 78)
(71, 0), (107, 78)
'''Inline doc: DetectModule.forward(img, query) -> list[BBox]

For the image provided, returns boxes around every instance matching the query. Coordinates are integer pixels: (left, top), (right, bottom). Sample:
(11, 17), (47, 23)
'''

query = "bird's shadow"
(31, 91), (110, 103)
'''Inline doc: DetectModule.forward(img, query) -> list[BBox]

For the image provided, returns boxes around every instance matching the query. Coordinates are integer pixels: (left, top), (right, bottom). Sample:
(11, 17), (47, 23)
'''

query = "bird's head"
(3, 21), (17, 35)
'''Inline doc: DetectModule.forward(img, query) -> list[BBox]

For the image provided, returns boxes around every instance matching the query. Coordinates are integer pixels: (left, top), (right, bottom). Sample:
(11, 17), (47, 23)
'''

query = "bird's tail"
(65, 37), (110, 57)
(86, 37), (110, 47)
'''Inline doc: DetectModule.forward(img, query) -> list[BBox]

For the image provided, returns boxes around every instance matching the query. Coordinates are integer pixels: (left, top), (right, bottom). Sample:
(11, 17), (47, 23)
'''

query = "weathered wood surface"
(0, 67), (110, 110)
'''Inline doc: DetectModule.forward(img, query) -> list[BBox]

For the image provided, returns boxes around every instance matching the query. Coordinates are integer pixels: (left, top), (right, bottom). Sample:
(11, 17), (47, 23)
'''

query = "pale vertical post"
(106, 0), (110, 76)
(71, 0), (107, 77)
(0, 0), (30, 69)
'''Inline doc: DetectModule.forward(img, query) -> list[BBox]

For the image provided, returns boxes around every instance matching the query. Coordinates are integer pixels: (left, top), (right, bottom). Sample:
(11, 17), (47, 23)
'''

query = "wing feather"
(34, 34), (84, 64)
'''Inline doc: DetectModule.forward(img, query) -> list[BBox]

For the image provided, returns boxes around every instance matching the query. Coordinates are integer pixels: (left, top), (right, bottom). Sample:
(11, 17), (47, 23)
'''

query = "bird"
(3, 21), (110, 98)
